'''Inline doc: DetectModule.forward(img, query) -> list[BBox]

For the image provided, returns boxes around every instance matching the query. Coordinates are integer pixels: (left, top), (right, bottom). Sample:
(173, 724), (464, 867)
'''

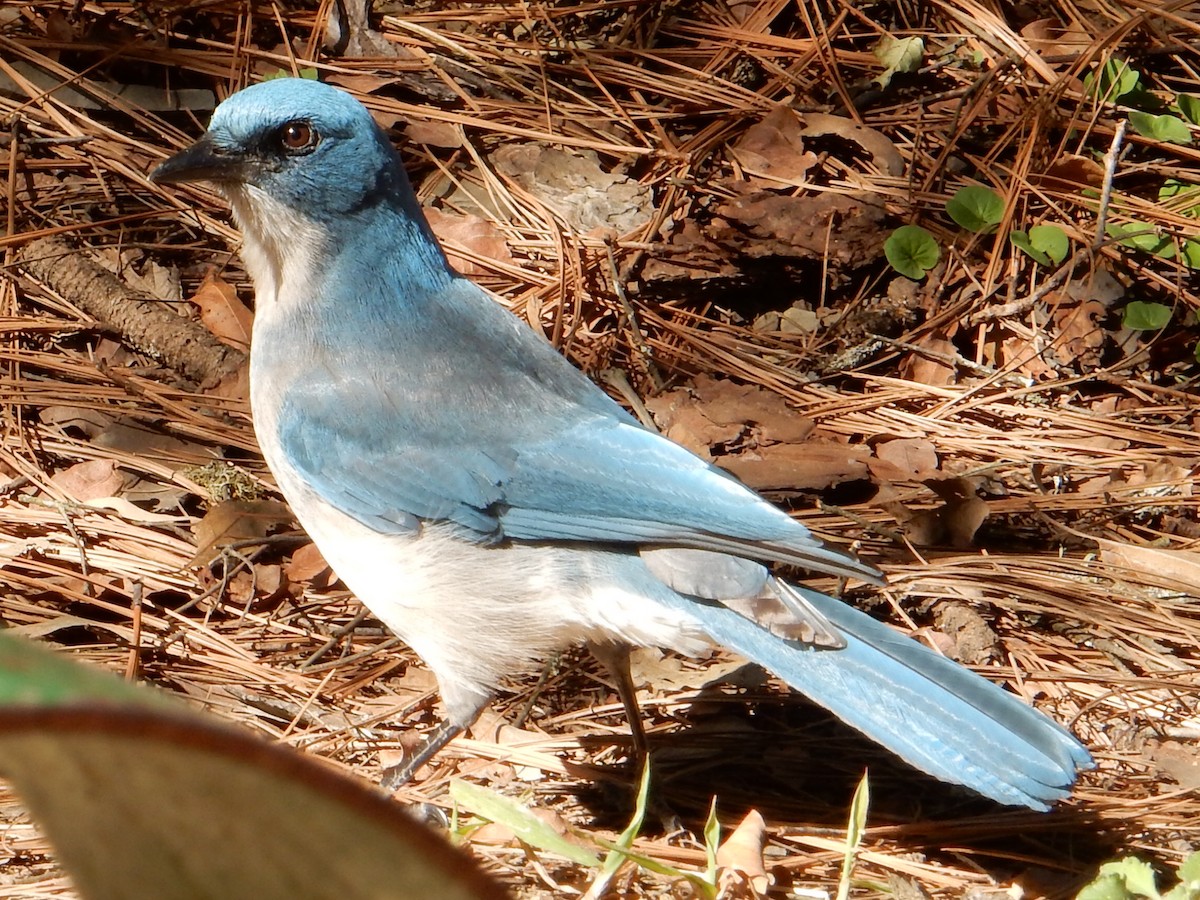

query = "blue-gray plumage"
(151, 78), (1091, 809)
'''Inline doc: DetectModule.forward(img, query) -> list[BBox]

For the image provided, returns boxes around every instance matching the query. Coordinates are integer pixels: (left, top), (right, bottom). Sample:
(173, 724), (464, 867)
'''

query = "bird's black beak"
(150, 135), (244, 185)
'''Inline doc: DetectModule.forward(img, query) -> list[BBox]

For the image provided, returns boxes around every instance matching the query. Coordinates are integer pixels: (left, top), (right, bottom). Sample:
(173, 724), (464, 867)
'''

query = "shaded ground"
(1, 1), (1199, 897)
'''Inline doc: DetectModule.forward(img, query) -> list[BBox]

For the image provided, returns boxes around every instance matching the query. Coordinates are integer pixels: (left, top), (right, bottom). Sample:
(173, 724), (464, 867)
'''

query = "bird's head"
(151, 77), (404, 220)
(151, 78), (436, 299)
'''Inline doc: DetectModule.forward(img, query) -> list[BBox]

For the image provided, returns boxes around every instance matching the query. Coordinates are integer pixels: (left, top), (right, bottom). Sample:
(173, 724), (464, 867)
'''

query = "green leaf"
(1158, 180), (1200, 217)
(1121, 89), (1168, 113)
(1123, 301), (1172, 331)
(0, 632), (506, 900)
(1128, 111), (1193, 145)
(836, 772), (870, 900)
(884, 225), (940, 278)
(449, 780), (601, 867)
(1010, 230), (1050, 265)
(1029, 224), (1070, 264)
(702, 797), (720, 886)
(1179, 851), (1200, 886)
(1079, 873), (1140, 900)
(590, 760), (651, 895)
(873, 35), (924, 88)
(1163, 872), (1200, 900)
(1100, 858), (1162, 899)
(1084, 58), (1141, 103)
(1182, 240), (1200, 270)
(946, 185), (1005, 232)
(1107, 222), (1176, 258)
(1178, 95), (1200, 125)
(262, 68), (320, 82)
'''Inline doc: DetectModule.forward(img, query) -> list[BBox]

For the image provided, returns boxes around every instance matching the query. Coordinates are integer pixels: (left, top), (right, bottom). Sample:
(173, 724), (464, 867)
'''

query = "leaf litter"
(0, 0), (1199, 897)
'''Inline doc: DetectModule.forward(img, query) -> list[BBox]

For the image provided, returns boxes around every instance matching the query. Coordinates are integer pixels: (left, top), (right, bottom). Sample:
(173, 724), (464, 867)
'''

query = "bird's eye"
(278, 121), (318, 154)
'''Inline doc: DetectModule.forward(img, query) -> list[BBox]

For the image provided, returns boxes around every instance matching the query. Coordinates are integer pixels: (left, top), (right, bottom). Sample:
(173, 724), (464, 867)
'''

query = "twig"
(1094, 119), (1128, 249)
(14, 235), (246, 385)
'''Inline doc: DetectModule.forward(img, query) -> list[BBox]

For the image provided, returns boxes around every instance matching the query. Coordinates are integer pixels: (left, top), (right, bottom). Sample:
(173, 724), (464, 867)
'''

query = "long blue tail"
(665, 583), (1091, 809)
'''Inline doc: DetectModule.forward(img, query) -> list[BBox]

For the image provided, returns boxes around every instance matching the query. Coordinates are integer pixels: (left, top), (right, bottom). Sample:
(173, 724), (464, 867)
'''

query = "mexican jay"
(151, 78), (1091, 808)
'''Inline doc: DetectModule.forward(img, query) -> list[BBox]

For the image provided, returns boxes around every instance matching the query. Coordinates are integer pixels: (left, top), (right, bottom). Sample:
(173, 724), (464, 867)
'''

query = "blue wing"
(266, 277), (877, 580)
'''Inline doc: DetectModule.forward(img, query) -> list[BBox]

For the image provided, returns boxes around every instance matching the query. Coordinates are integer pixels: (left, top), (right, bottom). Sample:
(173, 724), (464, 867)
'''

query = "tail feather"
(665, 581), (1091, 810)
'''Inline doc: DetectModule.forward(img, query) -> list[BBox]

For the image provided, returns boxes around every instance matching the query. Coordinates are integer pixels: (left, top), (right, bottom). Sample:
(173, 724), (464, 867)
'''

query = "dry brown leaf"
(655, 405), (736, 459)
(1146, 740), (1200, 790)
(1052, 298), (1107, 369)
(932, 602), (1000, 665)
(492, 144), (652, 235)
(716, 809), (772, 898)
(190, 499), (293, 564)
(190, 272), (253, 351)
(869, 437), (939, 482)
(51, 459), (126, 502)
(627, 647), (748, 691)
(898, 333), (958, 386)
(988, 333), (1056, 381)
(403, 120), (464, 148)
(1034, 155), (1106, 190)
(886, 477), (989, 548)
(721, 440), (873, 491)
(926, 477), (989, 548)
(208, 363), (250, 402)
(1098, 540), (1200, 590)
(39, 405), (113, 439)
(708, 189), (889, 268)
(425, 208), (516, 275)
(646, 375), (816, 454)
(799, 112), (905, 176)
(1020, 19), (1092, 61)
(729, 105), (819, 185)
(84, 497), (189, 525)
(284, 541), (333, 584)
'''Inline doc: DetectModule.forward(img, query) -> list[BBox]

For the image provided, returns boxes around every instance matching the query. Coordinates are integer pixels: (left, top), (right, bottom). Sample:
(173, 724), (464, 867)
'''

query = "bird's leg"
(588, 641), (648, 757)
(380, 719), (464, 792)
(589, 642), (686, 833)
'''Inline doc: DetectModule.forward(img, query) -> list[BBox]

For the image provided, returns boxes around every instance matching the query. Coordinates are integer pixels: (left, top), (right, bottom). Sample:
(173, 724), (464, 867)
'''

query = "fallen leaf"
(898, 333), (958, 386)
(51, 459), (126, 502)
(83, 497), (191, 525)
(190, 272), (253, 351)
(1034, 155), (1105, 191)
(932, 602), (999, 665)
(208, 363), (250, 402)
(799, 112), (905, 176)
(628, 647), (749, 691)
(729, 106), (819, 186)
(492, 144), (653, 235)
(869, 438), (939, 482)
(190, 500), (294, 564)
(1050, 298), (1107, 370)
(424, 208), (515, 275)
(1146, 740), (1200, 790)
(885, 477), (988, 548)
(716, 809), (772, 897)
(926, 477), (989, 548)
(645, 375), (815, 450)
(284, 542), (334, 585)
(1021, 19), (1092, 62)
(39, 406), (113, 439)
(1098, 540), (1200, 590)
(402, 120), (463, 148)
(708, 189), (889, 270)
(96, 247), (182, 304)
(720, 441), (873, 491)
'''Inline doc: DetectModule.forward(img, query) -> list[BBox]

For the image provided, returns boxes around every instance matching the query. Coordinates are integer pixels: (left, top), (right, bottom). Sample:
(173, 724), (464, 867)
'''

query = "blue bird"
(151, 78), (1091, 809)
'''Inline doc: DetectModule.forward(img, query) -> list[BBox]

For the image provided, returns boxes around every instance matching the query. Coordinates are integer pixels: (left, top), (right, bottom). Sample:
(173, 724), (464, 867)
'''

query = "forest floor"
(1, 1), (1198, 897)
